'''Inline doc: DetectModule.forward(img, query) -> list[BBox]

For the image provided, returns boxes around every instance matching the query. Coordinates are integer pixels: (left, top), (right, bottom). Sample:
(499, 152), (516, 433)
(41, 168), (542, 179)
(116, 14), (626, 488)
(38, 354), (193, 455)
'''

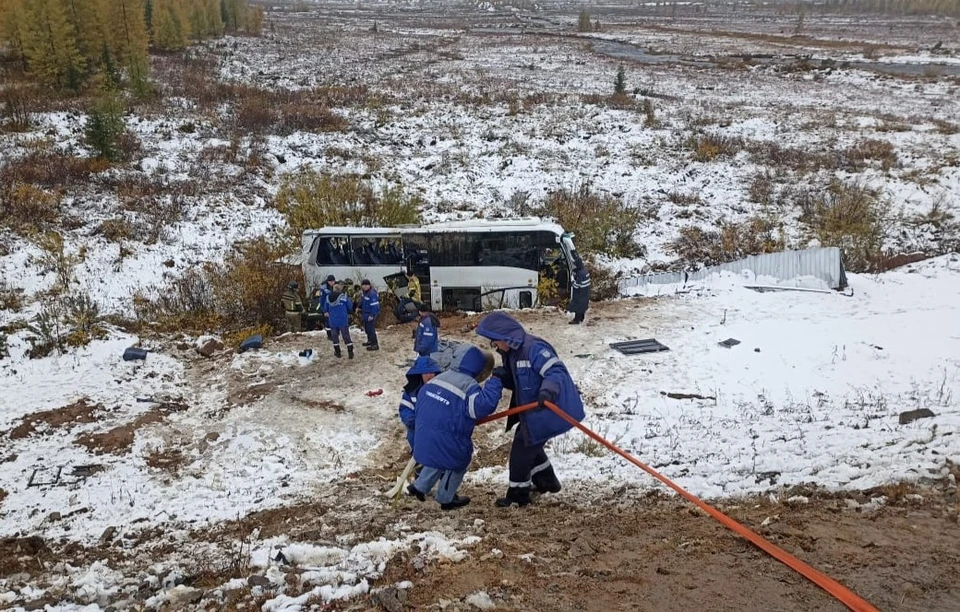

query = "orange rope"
(479, 401), (878, 612)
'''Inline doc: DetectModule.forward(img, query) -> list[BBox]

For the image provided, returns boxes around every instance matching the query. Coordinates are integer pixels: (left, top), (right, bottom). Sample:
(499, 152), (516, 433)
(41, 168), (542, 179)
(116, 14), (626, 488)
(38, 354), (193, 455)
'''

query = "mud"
(9, 398), (104, 440)
(73, 401), (188, 455)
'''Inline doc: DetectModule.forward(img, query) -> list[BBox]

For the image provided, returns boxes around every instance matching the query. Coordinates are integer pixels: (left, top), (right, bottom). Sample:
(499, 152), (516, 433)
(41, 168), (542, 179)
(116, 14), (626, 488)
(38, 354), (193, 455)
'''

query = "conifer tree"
(110, 0), (150, 92)
(21, 0), (85, 90)
(0, 0), (30, 71)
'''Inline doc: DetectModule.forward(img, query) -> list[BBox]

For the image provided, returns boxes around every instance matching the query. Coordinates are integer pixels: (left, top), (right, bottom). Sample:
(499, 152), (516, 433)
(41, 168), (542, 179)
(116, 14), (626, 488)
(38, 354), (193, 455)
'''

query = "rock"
(166, 586), (204, 608)
(100, 526), (118, 544)
(47, 512), (62, 522)
(899, 408), (936, 425)
(197, 338), (224, 358)
(247, 575), (271, 588)
(373, 587), (405, 612)
(465, 590), (496, 610)
(22, 598), (54, 611)
(176, 342), (191, 351)
(205, 432), (220, 442)
(567, 535), (596, 558)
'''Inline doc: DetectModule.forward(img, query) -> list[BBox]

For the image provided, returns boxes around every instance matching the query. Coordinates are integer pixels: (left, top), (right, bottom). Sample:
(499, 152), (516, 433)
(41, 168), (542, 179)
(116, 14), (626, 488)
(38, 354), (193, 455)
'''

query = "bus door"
(402, 233), (437, 309)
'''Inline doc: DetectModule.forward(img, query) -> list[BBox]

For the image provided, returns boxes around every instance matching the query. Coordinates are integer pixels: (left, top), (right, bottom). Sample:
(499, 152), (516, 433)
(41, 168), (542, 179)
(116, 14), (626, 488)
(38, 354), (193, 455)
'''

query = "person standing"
(306, 288), (324, 331)
(567, 257), (591, 325)
(414, 303), (440, 356)
(358, 279), (381, 351)
(323, 283), (354, 359)
(398, 356), (442, 453)
(475, 312), (585, 507)
(406, 270), (422, 303)
(408, 345), (503, 510)
(281, 281), (304, 333)
(319, 274), (336, 338)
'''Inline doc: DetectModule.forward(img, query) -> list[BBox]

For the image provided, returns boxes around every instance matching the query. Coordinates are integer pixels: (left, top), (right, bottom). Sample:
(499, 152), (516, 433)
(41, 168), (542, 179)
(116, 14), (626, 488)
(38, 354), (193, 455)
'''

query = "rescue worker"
(305, 288), (324, 331)
(406, 270), (422, 302)
(319, 274), (336, 337)
(358, 279), (380, 351)
(408, 345), (503, 510)
(475, 312), (585, 507)
(398, 356), (442, 453)
(281, 281), (304, 333)
(567, 256), (591, 325)
(414, 303), (440, 356)
(323, 282), (354, 359)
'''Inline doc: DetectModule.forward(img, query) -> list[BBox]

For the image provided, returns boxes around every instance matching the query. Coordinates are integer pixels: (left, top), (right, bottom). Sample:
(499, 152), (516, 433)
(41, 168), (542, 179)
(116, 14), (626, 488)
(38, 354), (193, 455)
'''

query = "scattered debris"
(247, 575), (271, 588)
(238, 335), (264, 353)
(122, 347), (148, 361)
(366, 389), (384, 397)
(899, 408), (936, 425)
(609, 339), (670, 355)
(661, 391), (716, 401)
(298, 348), (313, 358)
(100, 526), (118, 545)
(718, 338), (741, 348)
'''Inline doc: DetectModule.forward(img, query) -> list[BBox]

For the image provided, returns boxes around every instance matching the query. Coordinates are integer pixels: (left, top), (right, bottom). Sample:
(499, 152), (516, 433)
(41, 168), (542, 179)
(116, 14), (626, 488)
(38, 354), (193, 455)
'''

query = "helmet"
(288, 281), (299, 289)
(325, 274), (335, 283)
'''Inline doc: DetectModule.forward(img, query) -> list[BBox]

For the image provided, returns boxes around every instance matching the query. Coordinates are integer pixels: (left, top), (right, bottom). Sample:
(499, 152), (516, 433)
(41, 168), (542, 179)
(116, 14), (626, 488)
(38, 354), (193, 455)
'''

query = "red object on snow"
(366, 389), (384, 397)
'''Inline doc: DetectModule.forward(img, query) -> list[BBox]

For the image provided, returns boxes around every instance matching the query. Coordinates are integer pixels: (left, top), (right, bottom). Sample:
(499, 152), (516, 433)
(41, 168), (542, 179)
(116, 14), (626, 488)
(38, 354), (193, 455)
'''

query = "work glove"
(537, 388), (556, 410)
(491, 367), (508, 380)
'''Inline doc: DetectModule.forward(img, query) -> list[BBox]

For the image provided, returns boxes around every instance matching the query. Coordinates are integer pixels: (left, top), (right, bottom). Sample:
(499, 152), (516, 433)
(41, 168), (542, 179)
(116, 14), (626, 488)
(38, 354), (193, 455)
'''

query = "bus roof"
(303, 218), (567, 237)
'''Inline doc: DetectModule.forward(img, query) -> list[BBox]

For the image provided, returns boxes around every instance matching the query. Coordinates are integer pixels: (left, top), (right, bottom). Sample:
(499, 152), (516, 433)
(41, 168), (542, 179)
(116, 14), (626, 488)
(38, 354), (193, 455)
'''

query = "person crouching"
(323, 282), (354, 359)
(408, 345), (502, 510)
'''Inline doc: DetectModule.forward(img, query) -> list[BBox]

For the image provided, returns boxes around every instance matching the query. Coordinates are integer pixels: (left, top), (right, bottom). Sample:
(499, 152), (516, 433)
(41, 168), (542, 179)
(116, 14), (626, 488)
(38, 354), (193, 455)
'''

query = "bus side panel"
(429, 267), (538, 310)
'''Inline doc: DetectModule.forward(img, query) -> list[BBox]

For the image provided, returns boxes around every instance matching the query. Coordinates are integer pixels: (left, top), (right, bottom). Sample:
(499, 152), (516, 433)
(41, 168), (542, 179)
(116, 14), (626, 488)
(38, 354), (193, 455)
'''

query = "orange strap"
(479, 402), (878, 612)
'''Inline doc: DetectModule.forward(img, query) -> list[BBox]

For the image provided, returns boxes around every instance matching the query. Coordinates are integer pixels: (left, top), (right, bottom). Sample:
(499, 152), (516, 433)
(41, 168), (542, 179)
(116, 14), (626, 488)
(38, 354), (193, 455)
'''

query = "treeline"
(0, 0), (263, 92)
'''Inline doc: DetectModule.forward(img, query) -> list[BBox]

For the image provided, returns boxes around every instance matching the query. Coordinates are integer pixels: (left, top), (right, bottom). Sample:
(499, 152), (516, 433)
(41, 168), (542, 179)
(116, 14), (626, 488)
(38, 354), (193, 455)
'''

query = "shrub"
(585, 260), (620, 301)
(274, 170), (422, 243)
(842, 138), (898, 171)
(532, 184), (645, 258)
(0, 332), (8, 360)
(666, 216), (786, 268)
(0, 150), (110, 188)
(0, 183), (61, 234)
(800, 180), (890, 273)
(686, 132), (744, 162)
(29, 231), (79, 294)
(26, 302), (65, 359)
(84, 94), (128, 162)
(133, 237), (299, 335)
(0, 280), (25, 312)
(614, 65), (627, 95)
(2, 85), (36, 132)
(62, 292), (106, 348)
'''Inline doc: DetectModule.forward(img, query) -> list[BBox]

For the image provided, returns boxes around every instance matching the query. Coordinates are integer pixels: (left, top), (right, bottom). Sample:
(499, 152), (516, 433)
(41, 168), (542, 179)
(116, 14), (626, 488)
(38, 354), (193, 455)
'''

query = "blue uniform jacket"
(414, 346), (503, 471)
(322, 292), (353, 328)
(475, 312), (585, 446)
(360, 288), (380, 320)
(399, 356), (442, 451)
(414, 313), (440, 356)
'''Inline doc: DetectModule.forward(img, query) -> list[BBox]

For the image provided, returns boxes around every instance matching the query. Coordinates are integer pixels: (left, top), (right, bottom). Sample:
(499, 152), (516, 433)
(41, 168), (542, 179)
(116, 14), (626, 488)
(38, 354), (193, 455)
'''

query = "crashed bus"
(301, 219), (580, 311)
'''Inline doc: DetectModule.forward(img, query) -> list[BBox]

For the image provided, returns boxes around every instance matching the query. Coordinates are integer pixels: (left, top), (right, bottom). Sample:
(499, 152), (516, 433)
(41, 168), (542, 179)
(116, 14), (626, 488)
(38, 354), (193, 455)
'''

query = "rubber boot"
(495, 487), (532, 508)
(440, 495), (471, 511)
(367, 344), (380, 351)
(531, 465), (562, 494)
(347, 345), (354, 359)
(325, 328), (332, 340)
(334, 345), (342, 358)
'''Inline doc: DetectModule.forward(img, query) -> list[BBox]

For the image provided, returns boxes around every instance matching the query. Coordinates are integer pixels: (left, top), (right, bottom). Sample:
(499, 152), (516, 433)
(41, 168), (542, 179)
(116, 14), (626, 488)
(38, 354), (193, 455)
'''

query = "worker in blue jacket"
(414, 303), (440, 356)
(408, 345), (502, 510)
(358, 279), (381, 351)
(475, 312), (585, 508)
(398, 356), (442, 452)
(318, 274), (336, 338)
(322, 283), (354, 359)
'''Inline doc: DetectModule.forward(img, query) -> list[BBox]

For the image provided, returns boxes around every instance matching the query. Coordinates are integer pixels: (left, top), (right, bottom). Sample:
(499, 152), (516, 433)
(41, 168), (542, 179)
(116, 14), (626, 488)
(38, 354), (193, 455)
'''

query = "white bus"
(301, 218), (580, 311)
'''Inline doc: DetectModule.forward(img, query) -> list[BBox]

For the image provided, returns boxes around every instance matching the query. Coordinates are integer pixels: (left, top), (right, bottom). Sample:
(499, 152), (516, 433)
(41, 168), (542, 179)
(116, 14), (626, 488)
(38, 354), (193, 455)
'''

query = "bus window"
(349, 236), (402, 266)
(317, 236), (351, 265)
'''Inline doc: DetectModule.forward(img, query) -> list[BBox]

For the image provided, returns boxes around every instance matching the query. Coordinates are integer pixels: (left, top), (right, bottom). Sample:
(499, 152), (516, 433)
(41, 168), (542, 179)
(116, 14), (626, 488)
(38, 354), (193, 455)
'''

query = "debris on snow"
(465, 590), (497, 610)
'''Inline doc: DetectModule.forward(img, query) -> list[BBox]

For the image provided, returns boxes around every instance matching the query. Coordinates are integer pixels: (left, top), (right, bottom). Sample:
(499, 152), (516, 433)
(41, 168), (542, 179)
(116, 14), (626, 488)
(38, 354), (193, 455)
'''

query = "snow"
(510, 255), (960, 498)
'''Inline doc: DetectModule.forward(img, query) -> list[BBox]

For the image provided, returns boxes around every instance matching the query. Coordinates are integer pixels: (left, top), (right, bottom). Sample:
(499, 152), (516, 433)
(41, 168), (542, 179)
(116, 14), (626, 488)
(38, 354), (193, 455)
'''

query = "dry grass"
(800, 179), (891, 272)
(686, 132), (745, 162)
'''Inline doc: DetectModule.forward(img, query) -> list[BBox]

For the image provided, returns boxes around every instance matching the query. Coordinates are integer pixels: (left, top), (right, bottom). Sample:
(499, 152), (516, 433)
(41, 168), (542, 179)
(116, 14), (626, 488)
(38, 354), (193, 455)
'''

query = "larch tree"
(151, 0), (191, 50)
(20, 0), (85, 90)
(0, 0), (30, 71)
(109, 0), (150, 92)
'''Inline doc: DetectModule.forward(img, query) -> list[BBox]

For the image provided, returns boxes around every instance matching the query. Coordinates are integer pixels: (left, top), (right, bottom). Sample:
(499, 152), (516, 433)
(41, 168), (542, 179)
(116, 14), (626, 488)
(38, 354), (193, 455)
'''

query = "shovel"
(384, 457), (417, 500)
